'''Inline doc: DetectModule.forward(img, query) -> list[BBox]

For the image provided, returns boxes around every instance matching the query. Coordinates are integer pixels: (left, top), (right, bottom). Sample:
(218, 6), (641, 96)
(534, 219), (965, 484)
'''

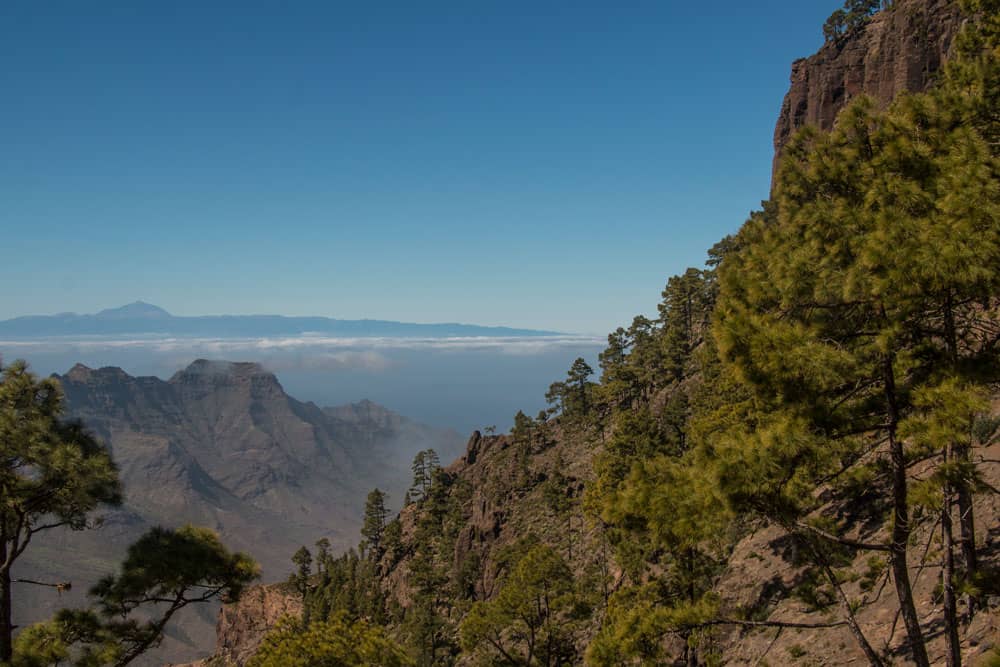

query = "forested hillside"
(196, 0), (1000, 664)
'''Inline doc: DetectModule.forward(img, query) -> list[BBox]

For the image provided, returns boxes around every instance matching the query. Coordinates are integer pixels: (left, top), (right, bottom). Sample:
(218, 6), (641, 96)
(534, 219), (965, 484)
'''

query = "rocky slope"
(204, 426), (1000, 666)
(14, 360), (462, 664)
(772, 0), (963, 177)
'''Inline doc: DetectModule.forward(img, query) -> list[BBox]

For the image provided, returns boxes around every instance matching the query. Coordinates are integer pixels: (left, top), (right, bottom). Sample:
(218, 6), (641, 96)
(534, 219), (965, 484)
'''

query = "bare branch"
(794, 521), (891, 552)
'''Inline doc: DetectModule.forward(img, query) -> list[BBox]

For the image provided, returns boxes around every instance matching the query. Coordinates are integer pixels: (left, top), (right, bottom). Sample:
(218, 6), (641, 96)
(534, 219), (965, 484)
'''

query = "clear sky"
(1, 1), (838, 335)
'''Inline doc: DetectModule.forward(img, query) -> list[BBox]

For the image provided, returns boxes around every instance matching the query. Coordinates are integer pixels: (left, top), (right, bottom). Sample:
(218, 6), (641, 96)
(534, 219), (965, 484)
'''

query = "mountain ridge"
(0, 302), (564, 338)
(15, 359), (465, 665)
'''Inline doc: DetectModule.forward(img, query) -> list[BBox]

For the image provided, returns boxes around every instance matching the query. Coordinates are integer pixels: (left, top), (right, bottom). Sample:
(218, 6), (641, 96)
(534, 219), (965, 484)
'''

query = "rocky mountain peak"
(168, 359), (284, 396)
(64, 363), (95, 382)
(62, 363), (133, 385)
(172, 359), (268, 378)
(772, 0), (963, 179)
(95, 301), (172, 319)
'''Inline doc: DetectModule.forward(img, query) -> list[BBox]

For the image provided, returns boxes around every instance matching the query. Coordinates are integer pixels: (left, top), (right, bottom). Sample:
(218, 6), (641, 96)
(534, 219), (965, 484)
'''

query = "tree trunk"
(885, 356), (930, 667)
(0, 540), (11, 664)
(944, 291), (979, 615)
(684, 632), (698, 667)
(0, 530), (14, 664)
(813, 548), (883, 667)
(956, 469), (978, 619)
(942, 446), (962, 667)
(687, 549), (698, 667)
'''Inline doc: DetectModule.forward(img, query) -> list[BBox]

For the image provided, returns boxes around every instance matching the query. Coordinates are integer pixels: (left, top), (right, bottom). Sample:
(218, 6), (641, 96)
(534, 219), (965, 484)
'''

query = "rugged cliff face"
(195, 584), (303, 667)
(772, 0), (963, 177)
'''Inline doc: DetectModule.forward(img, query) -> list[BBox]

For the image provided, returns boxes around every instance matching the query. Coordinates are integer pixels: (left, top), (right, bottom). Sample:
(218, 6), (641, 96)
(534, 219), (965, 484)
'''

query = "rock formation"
(772, 0), (964, 178)
(15, 360), (462, 664)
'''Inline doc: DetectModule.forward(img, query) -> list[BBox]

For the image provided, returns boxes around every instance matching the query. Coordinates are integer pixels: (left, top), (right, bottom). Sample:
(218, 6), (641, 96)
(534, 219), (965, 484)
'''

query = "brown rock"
(212, 584), (301, 666)
(772, 0), (963, 180)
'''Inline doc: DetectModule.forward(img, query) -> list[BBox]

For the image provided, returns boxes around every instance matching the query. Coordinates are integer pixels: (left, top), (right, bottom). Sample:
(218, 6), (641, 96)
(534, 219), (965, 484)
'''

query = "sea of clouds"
(1, 334), (605, 432)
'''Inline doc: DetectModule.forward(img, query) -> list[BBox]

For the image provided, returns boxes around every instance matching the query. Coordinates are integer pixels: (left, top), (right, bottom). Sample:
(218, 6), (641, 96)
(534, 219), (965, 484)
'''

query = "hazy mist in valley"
(1, 335), (604, 434)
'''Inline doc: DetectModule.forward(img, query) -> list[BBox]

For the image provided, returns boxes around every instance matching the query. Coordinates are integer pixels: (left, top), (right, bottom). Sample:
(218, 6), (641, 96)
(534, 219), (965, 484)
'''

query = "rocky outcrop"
(210, 585), (302, 666)
(772, 0), (963, 178)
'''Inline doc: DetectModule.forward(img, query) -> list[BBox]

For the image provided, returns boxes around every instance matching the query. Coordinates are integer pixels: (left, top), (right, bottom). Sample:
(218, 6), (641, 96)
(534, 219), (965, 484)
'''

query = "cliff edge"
(772, 0), (963, 178)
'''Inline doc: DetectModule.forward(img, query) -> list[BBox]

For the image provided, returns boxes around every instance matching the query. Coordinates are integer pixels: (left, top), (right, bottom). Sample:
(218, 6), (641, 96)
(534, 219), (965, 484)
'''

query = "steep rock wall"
(773, 0), (963, 177)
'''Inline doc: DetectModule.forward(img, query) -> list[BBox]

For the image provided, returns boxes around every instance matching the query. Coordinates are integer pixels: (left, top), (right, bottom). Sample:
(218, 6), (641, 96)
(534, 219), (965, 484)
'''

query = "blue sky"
(1, 1), (837, 335)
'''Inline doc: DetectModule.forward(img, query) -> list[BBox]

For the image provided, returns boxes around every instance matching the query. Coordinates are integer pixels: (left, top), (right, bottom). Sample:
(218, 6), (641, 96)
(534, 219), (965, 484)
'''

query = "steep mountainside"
(192, 1), (1000, 665)
(204, 423), (1000, 666)
(15, 360), (462, 664)
(772, 0), (963, 176)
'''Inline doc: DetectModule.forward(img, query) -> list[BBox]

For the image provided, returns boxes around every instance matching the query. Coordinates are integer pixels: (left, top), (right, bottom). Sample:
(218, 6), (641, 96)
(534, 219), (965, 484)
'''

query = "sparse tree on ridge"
(362, 488), (389, 557)
(409, 450), (441, 502)
(291, 546), (313, 598)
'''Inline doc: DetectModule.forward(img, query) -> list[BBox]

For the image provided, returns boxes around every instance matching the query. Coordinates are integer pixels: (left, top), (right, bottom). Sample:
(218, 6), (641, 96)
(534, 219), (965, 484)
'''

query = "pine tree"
(658, 268), (712, 382)
(409, 449), (441, 502)
(314, 538), (331, 575)
(460, 544), (581, 665)
(362, 489), (389, 558)
(291, 546), (313, 599)
(16, 525), (258, 667)
(714, 88), (999, 666)
(249, 613), (412, 667)
(410, 451), (428, 501)
(0, 360), (123, 663)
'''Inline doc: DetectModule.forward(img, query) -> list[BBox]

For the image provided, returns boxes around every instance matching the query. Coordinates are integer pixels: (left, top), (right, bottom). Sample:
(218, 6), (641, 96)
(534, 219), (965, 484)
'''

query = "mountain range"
(15, 359), (464, 664)
(0, 302), (562, 338)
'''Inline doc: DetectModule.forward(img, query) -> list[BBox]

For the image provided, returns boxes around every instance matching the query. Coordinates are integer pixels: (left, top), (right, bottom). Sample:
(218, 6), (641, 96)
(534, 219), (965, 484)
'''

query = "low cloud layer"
(1, 334), (604, 375)
(1, 335), (607, 433)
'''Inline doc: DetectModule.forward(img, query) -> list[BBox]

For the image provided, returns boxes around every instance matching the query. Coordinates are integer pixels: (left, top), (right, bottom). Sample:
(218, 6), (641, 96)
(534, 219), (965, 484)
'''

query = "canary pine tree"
(0, 360), (123, 663)
(713, 81), (999, 665)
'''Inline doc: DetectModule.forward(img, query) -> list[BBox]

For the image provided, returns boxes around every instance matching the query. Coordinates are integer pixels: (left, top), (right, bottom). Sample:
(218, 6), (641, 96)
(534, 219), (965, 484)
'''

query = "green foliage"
(946, 0), (1000, 148)
(15, 526), (258, 667)
(460, 544), (584, 665)
(409, 450), (441, 502)
(546, 357), (596, 420)
(303, 547), (378, 624)
(249, 614), (412, 667)
(587, 586), (720, 666)
(823, 0), (887, 42)
(714, 88), (999, 509)
(659, 268), (714, 383)
(787, 644), (808, 659)
(0, 360), (124, 662)
(291, 545), (313, 598)
(362, 488), (389, 557)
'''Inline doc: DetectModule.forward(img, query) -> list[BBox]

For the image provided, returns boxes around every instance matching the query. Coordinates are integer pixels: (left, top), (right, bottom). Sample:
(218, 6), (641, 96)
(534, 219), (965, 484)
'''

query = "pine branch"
(793, 521), (891, 552)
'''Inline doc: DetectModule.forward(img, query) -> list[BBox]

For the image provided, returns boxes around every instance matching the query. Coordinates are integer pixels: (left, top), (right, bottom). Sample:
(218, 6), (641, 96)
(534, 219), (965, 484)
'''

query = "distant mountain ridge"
(0, 301), (562, 338)
(16, 359), (465, 664)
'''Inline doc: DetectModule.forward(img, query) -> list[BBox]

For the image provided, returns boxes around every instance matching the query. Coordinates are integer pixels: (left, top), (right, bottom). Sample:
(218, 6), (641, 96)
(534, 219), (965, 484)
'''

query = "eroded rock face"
(772, 0), (963, 178)
(212, 585), (302, 666)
